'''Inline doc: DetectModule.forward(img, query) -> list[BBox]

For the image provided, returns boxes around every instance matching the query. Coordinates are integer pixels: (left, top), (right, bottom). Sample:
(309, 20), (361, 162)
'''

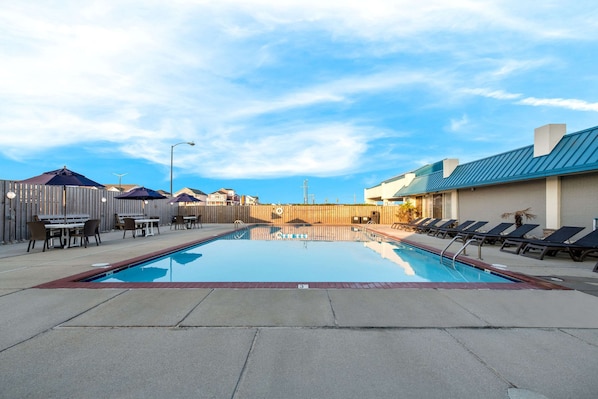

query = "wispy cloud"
(1, 0), (597, 191)
(518, 97), (598, 112)
(464, 88), (598, 113)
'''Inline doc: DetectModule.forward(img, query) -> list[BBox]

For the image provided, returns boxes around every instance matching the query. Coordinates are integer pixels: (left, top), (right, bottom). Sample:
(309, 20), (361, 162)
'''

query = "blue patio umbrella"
(169, 193), (202, 204)
(115, 186), (167, 201)
(20, 166), (105, 222)
(115, 186), (167, 213)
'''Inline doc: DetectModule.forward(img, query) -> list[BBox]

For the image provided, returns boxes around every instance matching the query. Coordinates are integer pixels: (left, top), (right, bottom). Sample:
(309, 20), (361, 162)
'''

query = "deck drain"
(91, 263), (111, 268)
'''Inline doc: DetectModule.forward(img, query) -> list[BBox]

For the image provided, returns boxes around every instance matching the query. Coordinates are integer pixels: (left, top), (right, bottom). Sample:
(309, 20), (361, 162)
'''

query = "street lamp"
(6, 191), (16, 243)
(170, 141), (195, 197)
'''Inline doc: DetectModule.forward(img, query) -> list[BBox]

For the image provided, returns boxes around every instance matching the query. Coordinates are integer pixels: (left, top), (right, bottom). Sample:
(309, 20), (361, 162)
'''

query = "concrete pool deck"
(1, 224), (597, 398)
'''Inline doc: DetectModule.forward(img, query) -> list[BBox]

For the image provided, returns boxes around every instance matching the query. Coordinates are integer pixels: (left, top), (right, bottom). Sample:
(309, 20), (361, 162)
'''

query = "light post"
(6, 191), (16, 243)
(170, 141), (195, 197)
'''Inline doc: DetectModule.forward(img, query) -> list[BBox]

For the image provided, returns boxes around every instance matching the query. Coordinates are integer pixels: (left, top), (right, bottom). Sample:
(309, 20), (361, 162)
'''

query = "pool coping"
(35, 226), (569, 290)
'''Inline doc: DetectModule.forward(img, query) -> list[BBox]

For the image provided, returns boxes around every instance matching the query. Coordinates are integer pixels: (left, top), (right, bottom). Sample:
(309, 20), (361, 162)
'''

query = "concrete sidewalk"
(1, 224), (597, 398)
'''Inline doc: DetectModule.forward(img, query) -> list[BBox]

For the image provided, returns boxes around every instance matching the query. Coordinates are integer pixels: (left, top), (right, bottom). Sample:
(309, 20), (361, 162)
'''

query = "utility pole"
(303, 179), (309, 204)
(113, 173), (127, 192)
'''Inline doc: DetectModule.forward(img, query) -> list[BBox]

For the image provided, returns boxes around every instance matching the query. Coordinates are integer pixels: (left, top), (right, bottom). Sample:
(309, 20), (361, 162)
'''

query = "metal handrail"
(440, 236), (484, 268)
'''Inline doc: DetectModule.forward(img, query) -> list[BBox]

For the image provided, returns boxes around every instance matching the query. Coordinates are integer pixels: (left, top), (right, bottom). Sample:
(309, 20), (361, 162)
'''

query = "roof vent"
(534, 124), (566, 157)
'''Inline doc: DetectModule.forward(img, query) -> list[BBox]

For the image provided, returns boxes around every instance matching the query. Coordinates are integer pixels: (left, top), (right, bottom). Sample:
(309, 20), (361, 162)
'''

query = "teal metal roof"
(367, 160), (445, 189)
(395, 125), (598, 196)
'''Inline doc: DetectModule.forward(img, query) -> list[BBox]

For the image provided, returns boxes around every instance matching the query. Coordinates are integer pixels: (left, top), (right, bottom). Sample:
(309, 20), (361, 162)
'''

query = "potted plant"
(501, 207), (537, 228)
(396, 202), (417, 223)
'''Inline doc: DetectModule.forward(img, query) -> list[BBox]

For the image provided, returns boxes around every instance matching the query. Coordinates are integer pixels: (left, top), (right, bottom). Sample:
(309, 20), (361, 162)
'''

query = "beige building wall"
(561, 173), (598, 231)
(456, 180), (546, 237)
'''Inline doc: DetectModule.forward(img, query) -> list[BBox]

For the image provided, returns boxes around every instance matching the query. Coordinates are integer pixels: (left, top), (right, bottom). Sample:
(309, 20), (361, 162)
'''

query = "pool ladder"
(233, 220), (248, 230)
(440, 235), (483, 267)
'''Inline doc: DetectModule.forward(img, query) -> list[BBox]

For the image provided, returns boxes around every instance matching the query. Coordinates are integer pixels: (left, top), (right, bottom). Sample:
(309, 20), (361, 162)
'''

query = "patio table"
(134, 218), (158, 236)
(183, 216), (197, 229)
(45, 222), (85, 248)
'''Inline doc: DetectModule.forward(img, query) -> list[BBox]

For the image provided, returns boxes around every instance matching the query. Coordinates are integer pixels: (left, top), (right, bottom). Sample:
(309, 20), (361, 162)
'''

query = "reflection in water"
(92, 225), (513, 284)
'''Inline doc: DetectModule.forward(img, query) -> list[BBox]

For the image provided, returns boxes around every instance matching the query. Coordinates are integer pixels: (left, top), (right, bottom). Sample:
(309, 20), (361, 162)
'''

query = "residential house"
(207, 188), (240, 206)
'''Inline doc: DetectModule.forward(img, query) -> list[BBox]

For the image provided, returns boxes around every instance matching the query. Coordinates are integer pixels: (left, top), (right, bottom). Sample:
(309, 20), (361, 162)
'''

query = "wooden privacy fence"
(0, 180), (396, 244)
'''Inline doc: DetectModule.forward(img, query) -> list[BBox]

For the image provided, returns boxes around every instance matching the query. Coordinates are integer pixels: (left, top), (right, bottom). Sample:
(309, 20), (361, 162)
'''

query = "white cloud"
(1, 0), (597, 183)
(518, 97), (598, 112)
(449, 115), (469, 132)
(167, 123), (377, 179)
(464, 88), (598, 113)
(463, 88), (522, 100)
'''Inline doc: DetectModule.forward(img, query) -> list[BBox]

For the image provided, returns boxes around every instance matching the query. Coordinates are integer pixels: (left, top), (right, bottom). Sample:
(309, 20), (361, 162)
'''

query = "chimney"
(443, 158), (459, 178)
(534, 124), (566, 157)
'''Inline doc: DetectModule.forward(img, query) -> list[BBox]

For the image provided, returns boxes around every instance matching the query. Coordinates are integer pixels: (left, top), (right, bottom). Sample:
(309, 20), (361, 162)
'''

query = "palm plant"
(501, 207), (537, 228)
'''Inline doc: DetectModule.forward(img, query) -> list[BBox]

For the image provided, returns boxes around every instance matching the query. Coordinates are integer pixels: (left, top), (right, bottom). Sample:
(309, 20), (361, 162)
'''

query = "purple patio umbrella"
(115, 186), (167, 201)
(169, 192), (202, 216)
(115, 186), (167, 213)
(20, 166), (105, 222)
(168, 193), (202, 204)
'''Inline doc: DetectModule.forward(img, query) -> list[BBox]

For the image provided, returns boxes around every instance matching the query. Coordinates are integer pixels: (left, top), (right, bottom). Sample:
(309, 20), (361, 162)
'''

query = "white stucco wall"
(457, 180), (546, 237)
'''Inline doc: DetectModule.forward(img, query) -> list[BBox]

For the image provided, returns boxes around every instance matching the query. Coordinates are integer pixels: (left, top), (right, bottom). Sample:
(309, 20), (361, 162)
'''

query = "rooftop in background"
(395, 124), (598, 197)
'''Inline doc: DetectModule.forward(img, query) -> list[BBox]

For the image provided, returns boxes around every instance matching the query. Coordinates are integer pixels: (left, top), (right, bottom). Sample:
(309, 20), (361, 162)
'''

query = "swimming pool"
(86, 225), (517, 286)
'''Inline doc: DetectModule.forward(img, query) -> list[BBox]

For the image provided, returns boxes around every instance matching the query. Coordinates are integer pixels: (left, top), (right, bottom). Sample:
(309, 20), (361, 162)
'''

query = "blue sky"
(2, 1), (597, 204)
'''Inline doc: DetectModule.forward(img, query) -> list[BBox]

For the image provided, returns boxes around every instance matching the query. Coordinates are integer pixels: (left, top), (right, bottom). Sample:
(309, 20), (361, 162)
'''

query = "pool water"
(90, 226), (514, 284)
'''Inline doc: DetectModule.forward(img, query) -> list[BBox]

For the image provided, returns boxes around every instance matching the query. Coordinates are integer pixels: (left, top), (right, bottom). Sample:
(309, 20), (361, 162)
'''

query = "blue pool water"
(90, 226), (514, 284)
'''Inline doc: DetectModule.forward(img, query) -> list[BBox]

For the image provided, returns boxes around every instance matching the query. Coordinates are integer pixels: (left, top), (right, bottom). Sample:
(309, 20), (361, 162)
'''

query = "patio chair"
(500, 226), (585, 255)
(170, 215), (186, 230)
(469, 223), (539, 246)
(69, 219), (101, 248)
(187, 215), (202, 229)
(42, 220), (64, 248)
(430, 220), (475, 238)
(122, 218), (138, 239)
(26, 221), (55, 252)
(94, 222), (102, 244)
(518, 228), (598, 261)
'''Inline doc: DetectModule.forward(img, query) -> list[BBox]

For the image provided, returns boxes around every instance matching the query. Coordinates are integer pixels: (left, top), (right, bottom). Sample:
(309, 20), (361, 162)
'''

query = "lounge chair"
(449, 221), (489, 241)
(519, 228), (598, 261)
(456, 222), (513, 242)
(470, 223), (539, 246)
(500, 226), (585, 255)
(428, 220), (475, 237)
(69, 219), (101, 248)
(431, 220), (475, 238)
(418, 219), (456, 234)
(396, 218), (432, 230)
(391, 217), (422, 229)
(411, 218), (441, 233)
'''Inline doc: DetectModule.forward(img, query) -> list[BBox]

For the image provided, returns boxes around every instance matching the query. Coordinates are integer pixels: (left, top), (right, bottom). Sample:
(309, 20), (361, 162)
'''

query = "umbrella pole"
(63, 185), (67, 223)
